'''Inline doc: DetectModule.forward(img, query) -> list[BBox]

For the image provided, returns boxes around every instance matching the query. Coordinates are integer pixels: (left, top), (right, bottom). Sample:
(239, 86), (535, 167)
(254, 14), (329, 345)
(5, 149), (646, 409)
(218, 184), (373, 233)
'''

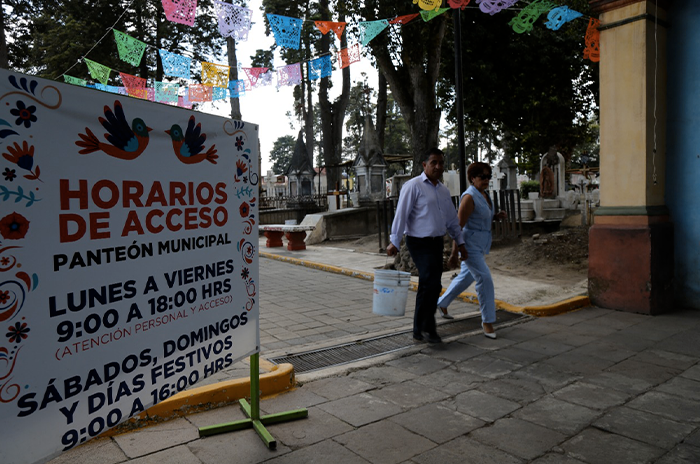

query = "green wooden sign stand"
(198, 353), (308, 449)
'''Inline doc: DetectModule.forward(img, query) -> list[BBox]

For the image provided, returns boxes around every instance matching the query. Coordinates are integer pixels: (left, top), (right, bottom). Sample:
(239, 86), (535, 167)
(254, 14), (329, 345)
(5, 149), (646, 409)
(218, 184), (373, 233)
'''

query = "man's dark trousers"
(406, 236), (444, 337)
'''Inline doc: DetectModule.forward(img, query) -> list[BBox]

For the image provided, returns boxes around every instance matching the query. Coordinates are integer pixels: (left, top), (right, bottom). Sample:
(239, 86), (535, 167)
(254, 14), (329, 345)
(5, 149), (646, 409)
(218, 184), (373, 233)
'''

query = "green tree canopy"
(8, 0), (226, 84)
(269, 134), (296, 173)
(439, 0), (599, 176)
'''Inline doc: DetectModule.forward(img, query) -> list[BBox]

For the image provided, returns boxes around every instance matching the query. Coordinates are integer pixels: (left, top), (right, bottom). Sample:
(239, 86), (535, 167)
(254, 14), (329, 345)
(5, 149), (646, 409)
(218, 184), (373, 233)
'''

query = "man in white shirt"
(387, 148), (468, 343)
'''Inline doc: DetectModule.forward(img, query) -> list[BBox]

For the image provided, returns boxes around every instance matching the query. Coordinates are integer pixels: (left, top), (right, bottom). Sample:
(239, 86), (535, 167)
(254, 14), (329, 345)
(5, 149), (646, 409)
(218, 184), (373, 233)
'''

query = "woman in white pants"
(437, 162), (506, 338)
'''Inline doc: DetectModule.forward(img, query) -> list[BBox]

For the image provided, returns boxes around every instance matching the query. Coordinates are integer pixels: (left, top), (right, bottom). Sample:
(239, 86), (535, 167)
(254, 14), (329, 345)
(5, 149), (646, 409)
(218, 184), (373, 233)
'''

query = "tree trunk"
(304, 63), (314, 167)
(318, 7), (350, 189)
(227, 37), (241, 120)
(155, 3), (164, 82)
(376, 70), (387, 150)
(0, 1), (8, 69)
(368, 15), (447, 175)
(135, 0), (148, 79)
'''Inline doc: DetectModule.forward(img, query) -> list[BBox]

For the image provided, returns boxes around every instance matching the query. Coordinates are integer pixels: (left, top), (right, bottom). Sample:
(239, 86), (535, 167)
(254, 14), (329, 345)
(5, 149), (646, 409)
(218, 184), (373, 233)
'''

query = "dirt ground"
(317, 227), (589, 287)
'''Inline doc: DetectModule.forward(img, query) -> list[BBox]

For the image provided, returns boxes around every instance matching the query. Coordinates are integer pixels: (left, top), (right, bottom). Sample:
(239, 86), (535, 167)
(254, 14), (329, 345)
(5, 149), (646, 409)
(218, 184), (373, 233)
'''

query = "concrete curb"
(261, 251), (375, 281)
(261, 251), (591, 317)
(105, 361), (296, 436)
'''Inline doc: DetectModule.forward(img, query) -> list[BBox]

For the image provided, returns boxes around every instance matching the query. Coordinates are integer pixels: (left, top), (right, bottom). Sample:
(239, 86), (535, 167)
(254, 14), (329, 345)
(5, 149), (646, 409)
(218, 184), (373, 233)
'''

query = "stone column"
(588, 0), (673, 314)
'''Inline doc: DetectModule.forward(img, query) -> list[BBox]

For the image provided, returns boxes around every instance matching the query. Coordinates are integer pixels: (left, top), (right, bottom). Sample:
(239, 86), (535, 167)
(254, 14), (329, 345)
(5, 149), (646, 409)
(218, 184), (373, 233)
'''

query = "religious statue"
(540, 165), (555, 199)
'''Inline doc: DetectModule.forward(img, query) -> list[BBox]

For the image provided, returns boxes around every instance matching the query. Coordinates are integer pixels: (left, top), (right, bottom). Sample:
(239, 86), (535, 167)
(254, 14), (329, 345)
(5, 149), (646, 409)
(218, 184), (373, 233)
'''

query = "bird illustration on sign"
(165, 115), (218, 164)
(75, 100), (152, 160)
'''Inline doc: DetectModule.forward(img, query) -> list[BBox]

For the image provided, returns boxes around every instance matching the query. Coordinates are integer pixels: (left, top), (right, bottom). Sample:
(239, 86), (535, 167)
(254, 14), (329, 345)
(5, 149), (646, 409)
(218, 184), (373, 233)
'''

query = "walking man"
(387, 148), (468, 343)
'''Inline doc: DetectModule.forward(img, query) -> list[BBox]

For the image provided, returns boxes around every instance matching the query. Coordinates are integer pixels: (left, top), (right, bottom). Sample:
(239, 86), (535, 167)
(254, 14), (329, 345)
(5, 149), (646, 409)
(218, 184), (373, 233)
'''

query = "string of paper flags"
(60, 0), (600, 108)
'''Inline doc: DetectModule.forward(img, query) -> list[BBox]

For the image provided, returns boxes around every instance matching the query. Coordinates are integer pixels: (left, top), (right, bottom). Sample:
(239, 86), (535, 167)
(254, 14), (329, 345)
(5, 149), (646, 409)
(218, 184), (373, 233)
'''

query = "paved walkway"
(47, 239), (700, 464)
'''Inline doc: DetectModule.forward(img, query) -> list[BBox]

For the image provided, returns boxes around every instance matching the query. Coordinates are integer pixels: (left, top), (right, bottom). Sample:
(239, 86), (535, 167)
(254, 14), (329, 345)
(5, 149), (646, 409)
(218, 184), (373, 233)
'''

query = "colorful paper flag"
(358, 20), (389, 46)
(389, 14), (420, 25)
(63, 75), (87, 86)
(509, 0), (556, 34)
(447, 0), (471, 10)
(202, 61), (230, 87)
(414, 0), (443, 12)
(267, 14), (303, 49)
(119, 72), (147, 99)
(314, 21), (346, 40)
(159, 49), (192, 79)
(215, 1), (252, 41)
(155, 82), (179, 103)
(84, 59), (111, 85)
(113, 30), (147, 66)
(213, 86), (229, 100)
(178, 93), (193, 109)
(545, 6), (583, 31)
(229, 79), (246, 97)
(276, 63), (302, 88)
(161, 0), (197, 26)
(476, 0), (518, 15)
(584, 18), (601, 62)
(421, 8), (450, 22)
(338, 44), (360, 69)
(309, 55), (332, 80)
(189, 84), (213, 102)
(242, 67), (270, 89)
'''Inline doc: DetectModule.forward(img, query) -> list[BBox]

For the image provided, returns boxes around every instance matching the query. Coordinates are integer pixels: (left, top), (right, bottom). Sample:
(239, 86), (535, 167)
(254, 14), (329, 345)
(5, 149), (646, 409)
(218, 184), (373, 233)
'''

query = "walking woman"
(437, 162), (506, 338)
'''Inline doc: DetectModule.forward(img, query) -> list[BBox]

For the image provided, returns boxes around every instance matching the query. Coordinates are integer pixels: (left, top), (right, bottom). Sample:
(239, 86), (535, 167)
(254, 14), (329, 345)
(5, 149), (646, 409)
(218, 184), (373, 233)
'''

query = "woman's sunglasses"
(477, 174), (492, 180)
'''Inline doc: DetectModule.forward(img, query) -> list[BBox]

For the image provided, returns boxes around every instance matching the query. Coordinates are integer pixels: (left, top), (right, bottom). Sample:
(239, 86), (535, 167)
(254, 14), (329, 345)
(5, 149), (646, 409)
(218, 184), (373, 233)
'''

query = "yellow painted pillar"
(588, 0), (673, 314)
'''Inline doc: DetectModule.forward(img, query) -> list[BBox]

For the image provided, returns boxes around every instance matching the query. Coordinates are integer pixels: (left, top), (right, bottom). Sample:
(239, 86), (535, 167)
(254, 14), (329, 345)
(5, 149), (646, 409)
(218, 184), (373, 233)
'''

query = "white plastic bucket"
(373, 269), (411, 317)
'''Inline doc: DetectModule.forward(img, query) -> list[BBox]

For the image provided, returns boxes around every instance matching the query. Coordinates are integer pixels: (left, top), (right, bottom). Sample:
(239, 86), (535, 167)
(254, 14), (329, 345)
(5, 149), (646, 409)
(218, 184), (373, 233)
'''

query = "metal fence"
(375, 189), (522, 250)
(258, 194), (328, 225)
(260, 194), (328, 211)
(491, 189), (522, 240)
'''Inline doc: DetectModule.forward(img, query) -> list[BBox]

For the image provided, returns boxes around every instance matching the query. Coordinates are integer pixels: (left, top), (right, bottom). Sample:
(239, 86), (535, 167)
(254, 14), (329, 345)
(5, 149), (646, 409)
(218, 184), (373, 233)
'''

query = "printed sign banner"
(0, 69), (259, 464)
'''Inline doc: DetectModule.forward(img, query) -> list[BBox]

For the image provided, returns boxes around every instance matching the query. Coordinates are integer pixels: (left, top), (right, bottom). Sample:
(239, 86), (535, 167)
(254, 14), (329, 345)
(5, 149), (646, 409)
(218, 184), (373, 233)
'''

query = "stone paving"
(193, 256), (478, 388)
(49, 304), (700, 464)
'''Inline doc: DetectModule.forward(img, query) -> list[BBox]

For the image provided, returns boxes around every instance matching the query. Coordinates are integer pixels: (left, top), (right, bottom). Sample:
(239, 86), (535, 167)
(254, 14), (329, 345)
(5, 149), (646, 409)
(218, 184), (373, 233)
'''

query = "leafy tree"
(269, 134), (296, 173)
(1, 0), (36, 70)
(4, 0), (245, 114)
(439, 0), (599, 176)
(570, 117), (600, 167)
(382, 92), (410, 156)
(316, 1), (352, 189)
(261, 0), (354, 190)
(343, 79), (375, 154)
(24, 0), (225, 81)
(343, 77), (410, 174)
(358, 3), (447, 174)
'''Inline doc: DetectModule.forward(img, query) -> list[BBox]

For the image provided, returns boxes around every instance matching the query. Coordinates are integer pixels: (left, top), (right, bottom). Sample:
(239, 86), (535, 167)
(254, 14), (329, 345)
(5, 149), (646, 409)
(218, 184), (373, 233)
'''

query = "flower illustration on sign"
(3, 168), (16, 182)
(239, 201), (250, 218)
(0, 290), (9, 304)
(236, 159), (247, 176)
(0, 212), (30, 240)
(6, 321), (30, 343)
(10, 101), (37, 128)
(2, 141), (41, 181)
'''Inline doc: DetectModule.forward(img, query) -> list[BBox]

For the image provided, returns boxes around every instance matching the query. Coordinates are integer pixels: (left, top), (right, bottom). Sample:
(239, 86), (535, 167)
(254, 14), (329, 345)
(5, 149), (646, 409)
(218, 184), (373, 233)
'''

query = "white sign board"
(0, 69), (259, 464)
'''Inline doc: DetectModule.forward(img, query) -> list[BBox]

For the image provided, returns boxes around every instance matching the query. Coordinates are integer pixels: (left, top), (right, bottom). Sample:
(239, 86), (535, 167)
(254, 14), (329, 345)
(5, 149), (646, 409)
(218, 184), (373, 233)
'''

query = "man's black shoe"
(425, 332), (442, 344)
(413, 332), (424, 341)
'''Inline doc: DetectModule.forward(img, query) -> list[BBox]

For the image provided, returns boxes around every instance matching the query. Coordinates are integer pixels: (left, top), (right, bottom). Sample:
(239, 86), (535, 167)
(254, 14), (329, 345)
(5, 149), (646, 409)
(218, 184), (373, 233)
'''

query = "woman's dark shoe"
(425, 332), (443, 344)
